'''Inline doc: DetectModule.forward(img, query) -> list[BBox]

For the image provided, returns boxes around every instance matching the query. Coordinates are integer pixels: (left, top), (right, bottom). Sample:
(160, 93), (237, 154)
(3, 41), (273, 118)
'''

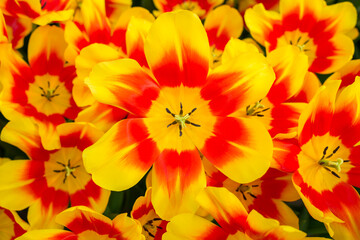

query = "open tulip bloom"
(83, 10), (275, 220)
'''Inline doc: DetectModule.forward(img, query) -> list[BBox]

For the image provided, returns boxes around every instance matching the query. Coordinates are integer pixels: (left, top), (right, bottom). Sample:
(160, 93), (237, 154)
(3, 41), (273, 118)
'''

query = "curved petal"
(328, 60), (360, 89)
(80, 0), (111, 44)
(163, 213), (229, 240)
(272, 138), (300, 173)
(111, 6), (154, 52)
(27, 189), (69, 229)
(74, 43), (121, 107)
(309, 33), (354, 74)
(87, 58), (160, 117)
(198, 117), (272, 183)
(205, 5), (243, 51)
(268, 102), (307, 138)
(324, 183), (360, 239)
(197, 187), (248, 233)
(266, 45), (308, 105)
(287, 71), (321, 103)
(83, 119), (159, 191)
(144, 10), (210, 87)
(245, 210), (307, 239)
(152, 149), (206, 220)
(28, 25), (66, 76)
(330, 77), (360, 148)
(75, 101), (128, 132)
(4, 14), (32, 49)
(125, 15), (153, 67)
(298, 80), (340, 147)
(244, 4), (281, 47)
(56, 206), (112, 234)
(0, 208), (28, 239)
(201, 51), (275, 116)
(112, 213), (144, 240)
(249, 198), (299, 228)
(16, 229), (77, 240)
(0, 118), (49, 160)
(0, 160), (47, 211)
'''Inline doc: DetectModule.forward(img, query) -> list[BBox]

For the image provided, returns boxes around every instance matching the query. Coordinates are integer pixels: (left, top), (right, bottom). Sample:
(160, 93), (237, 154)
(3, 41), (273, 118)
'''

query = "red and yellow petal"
(0, 207), (28, 239)
(324, 183), (360, 239)
(204, 5), (243, 51)
(0, 9), (8, 43)
(111, 7), (154, 52)
(328, 60), (360, 89)
(245, 210), (307, 239)
(27, 189), (69, 229)
(144, 10), (210, 88)
(309, 33), (354, 74)
(244, 4), (281, 47)
(16, 229), (77, 240)
(201, 51), (275, 116)
(199, 117), (272, 183)
(112, 213), (144, 240)
(125, 15), (153, 67)
(105, 0), (132, 25)
(330, 77), (360, 148)
(83, 119), (159, 191)
(272, 138), (300, 173)
(4, 14), (32, 49)
(75, 101), (128, 132)
(152, 149), (206, 220)
(28, 25), (67, 76)
(0, 160), (47, 211)
(298, 80), (341, 147)
(163, 213), (229, 240)
(80, 0), (111, 44)
(268, 102), (307, 138)
(266, 45), (308, 105)
(287, 72), (321, 103)
(0, 118), (49, 160)
(56, 206), (112, 234)
(251, 198), (299, 229)
(87, 58), (159, 117)
(197, 187), (248, 234)
(74, 43), (122, 107)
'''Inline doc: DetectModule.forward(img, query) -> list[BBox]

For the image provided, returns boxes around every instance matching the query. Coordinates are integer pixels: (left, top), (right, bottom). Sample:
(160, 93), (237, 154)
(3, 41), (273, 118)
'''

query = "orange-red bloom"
(0, 25), (80, 150)
(83, 10), (275, 220)
(245, 0), (357, 74)
(0, 121), (109, 228)
(293, 78), (360, 238)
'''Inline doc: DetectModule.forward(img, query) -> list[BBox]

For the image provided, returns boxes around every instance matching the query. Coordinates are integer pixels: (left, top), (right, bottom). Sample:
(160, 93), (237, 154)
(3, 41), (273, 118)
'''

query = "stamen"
(248, 192), (257, 198)
(319, 158), (344, 175)
(166, 108), (175, 117)
(179, 102), (183, 115)
(53, 160), (80, 183)
(165, 103), (200, 137)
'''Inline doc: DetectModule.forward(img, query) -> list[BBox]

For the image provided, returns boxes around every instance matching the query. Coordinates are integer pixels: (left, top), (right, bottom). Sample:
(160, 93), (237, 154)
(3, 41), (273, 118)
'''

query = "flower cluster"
(0, 0), (359, 239)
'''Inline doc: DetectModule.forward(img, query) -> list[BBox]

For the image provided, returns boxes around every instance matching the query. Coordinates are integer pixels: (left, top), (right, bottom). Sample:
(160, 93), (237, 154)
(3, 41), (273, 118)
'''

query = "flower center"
(174, 1), (206, 17)
(318, 146), (349, 178)
(236, 184), (259, 201)
(143, 217), (163, 238)
(39, 81), (60, 102)
(53, 159), (80, 183)
(246, 100), (270, 117)
(289, 36), (311, 52)
(165, 102), (200, 137)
